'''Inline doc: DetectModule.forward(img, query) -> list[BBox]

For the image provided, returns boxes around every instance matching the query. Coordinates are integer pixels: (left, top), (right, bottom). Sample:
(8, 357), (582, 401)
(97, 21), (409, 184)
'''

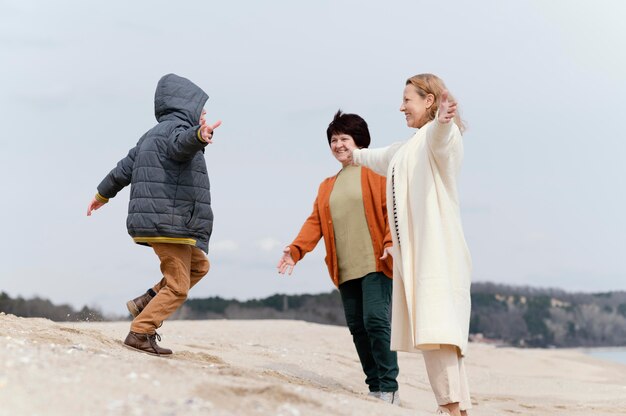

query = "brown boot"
(123, 331), (172, 356)
(126, 290), (155, 317)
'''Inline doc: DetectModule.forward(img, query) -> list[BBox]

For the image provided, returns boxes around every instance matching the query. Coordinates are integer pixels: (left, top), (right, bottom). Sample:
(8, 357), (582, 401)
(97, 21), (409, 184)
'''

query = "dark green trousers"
(339, 272), (399, 392)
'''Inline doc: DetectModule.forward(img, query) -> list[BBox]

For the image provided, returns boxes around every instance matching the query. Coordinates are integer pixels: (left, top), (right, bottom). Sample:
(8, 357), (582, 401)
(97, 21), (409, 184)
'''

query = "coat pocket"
(186, 203), (200, 228)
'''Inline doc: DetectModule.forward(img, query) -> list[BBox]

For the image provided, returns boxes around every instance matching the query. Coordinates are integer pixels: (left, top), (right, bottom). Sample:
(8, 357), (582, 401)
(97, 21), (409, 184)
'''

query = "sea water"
(585, 348), (626, 365)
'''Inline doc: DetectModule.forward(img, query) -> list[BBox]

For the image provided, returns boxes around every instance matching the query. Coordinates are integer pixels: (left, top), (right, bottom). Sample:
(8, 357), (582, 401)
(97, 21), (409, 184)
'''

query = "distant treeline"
(174, 283), (626, 347)
(0, 292), (105, 322)
(469, 282), (626, 348)
(171, 292), (346, 326)
(3, 283), (626, 348)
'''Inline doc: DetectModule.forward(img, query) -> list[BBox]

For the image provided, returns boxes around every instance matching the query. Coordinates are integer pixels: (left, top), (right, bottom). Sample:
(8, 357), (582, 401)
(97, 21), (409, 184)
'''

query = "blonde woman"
(348, 74), (472, 415)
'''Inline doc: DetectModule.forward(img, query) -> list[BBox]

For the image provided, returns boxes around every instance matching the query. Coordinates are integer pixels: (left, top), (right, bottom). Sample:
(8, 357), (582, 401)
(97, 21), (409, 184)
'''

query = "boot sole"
(122, 343), (173, 358)
(126, 300), (140, 318)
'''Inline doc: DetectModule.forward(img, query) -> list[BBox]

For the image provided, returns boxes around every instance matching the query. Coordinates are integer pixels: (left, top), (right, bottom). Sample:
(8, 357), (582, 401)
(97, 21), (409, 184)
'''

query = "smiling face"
(330, 133), (358, 166)
(400, 84), (434, 129)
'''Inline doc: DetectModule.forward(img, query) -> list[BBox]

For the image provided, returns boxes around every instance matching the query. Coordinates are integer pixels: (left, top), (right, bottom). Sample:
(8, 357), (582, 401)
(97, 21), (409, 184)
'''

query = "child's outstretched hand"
(87, 198), (105, 216)
(199, 111), (222, 144)
(200, 120), (221, 143)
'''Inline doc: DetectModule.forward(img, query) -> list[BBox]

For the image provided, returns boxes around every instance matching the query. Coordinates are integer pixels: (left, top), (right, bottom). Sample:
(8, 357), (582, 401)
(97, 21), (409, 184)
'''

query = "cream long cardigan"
(353, 118), (472, 355)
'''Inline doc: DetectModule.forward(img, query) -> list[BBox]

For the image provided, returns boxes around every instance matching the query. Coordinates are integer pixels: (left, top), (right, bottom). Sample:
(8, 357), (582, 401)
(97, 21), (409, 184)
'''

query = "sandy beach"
(1, 313), (625, 416)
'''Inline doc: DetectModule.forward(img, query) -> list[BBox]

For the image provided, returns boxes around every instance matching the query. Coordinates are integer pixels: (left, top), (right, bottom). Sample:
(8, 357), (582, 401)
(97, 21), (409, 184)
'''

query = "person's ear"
(425, 93), (435, 109)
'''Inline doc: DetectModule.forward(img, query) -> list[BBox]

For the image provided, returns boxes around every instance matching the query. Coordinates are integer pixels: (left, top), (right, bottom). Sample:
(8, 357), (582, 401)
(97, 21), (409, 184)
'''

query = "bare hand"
(380, 246), (393, 260)
(200, 119), (222, 144)
(87, 198), (105, 216)
(437, 90), (457, 124)
(340, 146), (358, 167)
(277, 246), (295, 275)
(345, 149), (355, 166)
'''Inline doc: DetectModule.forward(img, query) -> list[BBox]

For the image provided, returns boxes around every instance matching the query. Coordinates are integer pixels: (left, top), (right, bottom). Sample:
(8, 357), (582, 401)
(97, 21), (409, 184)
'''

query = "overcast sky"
(1, 0), (625, 315)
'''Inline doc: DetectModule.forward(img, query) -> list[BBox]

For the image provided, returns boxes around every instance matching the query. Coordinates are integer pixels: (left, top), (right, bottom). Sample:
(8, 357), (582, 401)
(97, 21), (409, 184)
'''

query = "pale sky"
(1, 0), (625, 315)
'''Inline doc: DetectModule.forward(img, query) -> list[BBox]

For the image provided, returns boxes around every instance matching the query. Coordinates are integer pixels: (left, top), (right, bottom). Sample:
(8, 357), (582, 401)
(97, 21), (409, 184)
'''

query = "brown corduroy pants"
(130, 243), (209, 334)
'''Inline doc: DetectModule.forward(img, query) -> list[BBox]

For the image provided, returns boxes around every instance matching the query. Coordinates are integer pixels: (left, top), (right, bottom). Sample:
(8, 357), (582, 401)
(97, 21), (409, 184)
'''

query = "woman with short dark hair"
(277, 110), (400, 404)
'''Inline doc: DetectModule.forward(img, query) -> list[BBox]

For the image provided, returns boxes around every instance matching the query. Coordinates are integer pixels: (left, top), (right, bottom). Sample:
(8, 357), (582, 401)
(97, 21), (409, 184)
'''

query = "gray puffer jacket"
(97, 73), (213, 253)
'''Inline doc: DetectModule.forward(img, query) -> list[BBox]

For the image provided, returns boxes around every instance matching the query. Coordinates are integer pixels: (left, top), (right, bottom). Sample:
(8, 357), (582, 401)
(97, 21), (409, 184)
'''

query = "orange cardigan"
(288, 166), (393, 287)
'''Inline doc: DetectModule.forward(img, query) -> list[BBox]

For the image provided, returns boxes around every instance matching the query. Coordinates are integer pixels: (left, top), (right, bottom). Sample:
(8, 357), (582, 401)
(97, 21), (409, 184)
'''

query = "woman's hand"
(437, 90), (457, 124)
(380, 246), (393, 260)
(277, 246), (295, 275)
(343, 146), (359, 166)
(346, 149), (355, 166)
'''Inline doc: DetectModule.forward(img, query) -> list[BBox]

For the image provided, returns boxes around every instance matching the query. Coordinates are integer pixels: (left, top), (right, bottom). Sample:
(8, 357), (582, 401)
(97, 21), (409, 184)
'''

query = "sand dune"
(1, 312), (625, 415)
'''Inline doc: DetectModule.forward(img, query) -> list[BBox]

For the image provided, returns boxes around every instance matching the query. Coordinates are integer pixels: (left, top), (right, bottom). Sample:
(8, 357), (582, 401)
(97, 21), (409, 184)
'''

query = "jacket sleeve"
(353, 142), (403, 176)
(96, 141), (140, 200)
(288, 194), (324, 264)
(167, 123), (207, 162)
(426, 118), (461, 165)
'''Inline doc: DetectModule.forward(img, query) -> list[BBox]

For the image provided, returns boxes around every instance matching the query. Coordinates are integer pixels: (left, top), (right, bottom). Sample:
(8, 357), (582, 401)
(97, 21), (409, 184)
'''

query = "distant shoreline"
(581, 347), (626, 365)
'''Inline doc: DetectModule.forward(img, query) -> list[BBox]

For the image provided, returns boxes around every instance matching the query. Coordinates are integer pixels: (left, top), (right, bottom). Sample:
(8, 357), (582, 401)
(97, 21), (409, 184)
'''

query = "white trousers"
(422, 344), (472, 410)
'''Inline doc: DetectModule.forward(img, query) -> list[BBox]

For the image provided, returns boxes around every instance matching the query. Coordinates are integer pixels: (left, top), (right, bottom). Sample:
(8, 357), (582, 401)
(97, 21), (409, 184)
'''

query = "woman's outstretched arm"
(351, 142), (403, 176)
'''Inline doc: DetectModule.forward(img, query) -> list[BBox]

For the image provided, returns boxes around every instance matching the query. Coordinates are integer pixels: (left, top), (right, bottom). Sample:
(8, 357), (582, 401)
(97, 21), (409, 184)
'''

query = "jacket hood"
(154, 73), (209, 124)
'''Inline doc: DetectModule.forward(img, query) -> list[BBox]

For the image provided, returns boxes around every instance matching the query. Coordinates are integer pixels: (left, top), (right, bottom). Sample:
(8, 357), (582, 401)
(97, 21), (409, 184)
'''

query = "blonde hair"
(406, 73), (466, 134)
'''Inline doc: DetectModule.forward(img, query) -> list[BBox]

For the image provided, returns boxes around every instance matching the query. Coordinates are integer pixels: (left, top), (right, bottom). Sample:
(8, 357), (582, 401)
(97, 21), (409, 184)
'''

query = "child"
(87, 73), (221, 356)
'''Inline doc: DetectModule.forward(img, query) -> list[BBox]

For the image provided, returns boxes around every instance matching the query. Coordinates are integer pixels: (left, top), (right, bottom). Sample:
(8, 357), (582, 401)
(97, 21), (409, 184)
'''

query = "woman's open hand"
(437, 90), (457, 124)
(380, 246), (393, 260)
(277, 246), (295, 275)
